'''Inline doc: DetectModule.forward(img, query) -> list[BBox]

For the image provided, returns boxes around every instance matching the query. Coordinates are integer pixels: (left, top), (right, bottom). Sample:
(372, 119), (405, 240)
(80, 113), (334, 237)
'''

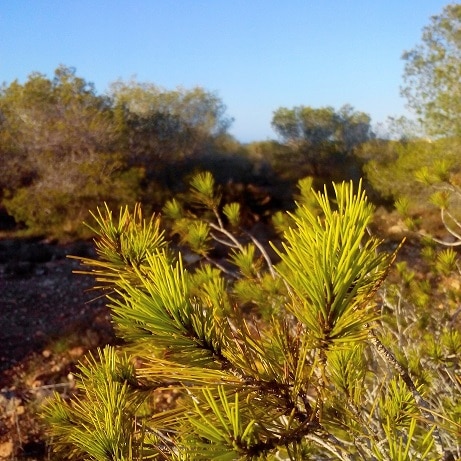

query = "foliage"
(0, 66), (239, 237)
(42, 173), (460, 460)
(271, 104), (372, 180)
(110, 79), (233, 198)
(363, 139), (428, 202)
(362, 137), (461, 209)
(110, 80), (257, 210)
(366, 2), (461, 208)
(272, 104), (372, 152)
(376, 250), (461, 460)
(111, 79), (232, 147)
(372, 132), (461, 242)
(373, 135), (461, 460)
(401, 3), (461, 137)
(0, 65), (143, 239)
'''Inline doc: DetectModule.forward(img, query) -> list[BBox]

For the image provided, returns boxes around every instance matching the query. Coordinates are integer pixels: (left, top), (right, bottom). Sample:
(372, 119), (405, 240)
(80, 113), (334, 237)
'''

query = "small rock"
(0, 440), (13, 458)
(69, 346), (85, 358)
(42, 349), (52, 358)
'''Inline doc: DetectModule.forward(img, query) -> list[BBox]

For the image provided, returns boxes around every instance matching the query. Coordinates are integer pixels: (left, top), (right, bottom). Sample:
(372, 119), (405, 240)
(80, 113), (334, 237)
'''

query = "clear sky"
(0, 1), (450, 142)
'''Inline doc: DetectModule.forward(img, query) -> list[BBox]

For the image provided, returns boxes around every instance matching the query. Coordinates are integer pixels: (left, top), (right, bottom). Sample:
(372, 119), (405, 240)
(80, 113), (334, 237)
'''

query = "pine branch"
(368, 329), (450, 459)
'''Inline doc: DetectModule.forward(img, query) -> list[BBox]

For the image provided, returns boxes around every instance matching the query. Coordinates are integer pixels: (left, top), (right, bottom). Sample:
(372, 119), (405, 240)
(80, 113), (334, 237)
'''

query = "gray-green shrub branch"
(368, 330), (447, 458)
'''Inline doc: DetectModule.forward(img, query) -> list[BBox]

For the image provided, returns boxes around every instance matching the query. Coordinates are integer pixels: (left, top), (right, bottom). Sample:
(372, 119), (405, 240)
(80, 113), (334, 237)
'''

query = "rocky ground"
(0, 238), (116, 460)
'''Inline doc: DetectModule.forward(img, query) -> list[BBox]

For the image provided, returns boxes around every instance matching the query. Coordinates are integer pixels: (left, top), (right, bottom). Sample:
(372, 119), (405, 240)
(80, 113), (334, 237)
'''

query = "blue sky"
(0, 1), (450, 142)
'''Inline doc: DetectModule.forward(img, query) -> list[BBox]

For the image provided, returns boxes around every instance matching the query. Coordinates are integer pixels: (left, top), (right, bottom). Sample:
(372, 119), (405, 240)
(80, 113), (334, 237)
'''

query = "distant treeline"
(1, 66), (459, 240)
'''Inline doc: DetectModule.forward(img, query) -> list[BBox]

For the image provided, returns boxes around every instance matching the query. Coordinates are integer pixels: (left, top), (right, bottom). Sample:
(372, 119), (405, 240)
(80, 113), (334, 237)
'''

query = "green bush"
(3, 163), (143, 240)
(42, 174), (459, 460)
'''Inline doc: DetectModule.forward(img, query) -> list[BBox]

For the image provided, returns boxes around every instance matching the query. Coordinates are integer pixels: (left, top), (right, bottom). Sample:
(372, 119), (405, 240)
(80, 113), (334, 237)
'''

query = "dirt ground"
(0, 239), (116, 460)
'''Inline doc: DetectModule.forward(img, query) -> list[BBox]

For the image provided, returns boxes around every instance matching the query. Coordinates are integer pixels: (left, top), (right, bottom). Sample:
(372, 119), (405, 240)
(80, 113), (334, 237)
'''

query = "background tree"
(111, 80), (231, 160)
(366, 4), (461, 230)
(401, 3), (461, 137)
(0, 66), (142, 239)
(271, 104), (373, 180)
(378, 115), (425, 142)
(109, 80), (234, 204)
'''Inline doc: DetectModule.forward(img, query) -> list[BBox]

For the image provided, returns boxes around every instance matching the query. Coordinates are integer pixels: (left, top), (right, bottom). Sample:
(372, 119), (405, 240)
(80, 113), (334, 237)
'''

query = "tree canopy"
(110, 79), (233, 165)
(270, 104), (372, 180)
(0, 65), (142, 238)
(271, 104), (373, 153)
(0, 66), (117, 193)
(401, 3), (461, 137)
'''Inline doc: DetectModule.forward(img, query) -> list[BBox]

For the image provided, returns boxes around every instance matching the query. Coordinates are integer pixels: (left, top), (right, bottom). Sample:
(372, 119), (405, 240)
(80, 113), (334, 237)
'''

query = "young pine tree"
(43, 174), (458, 460)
